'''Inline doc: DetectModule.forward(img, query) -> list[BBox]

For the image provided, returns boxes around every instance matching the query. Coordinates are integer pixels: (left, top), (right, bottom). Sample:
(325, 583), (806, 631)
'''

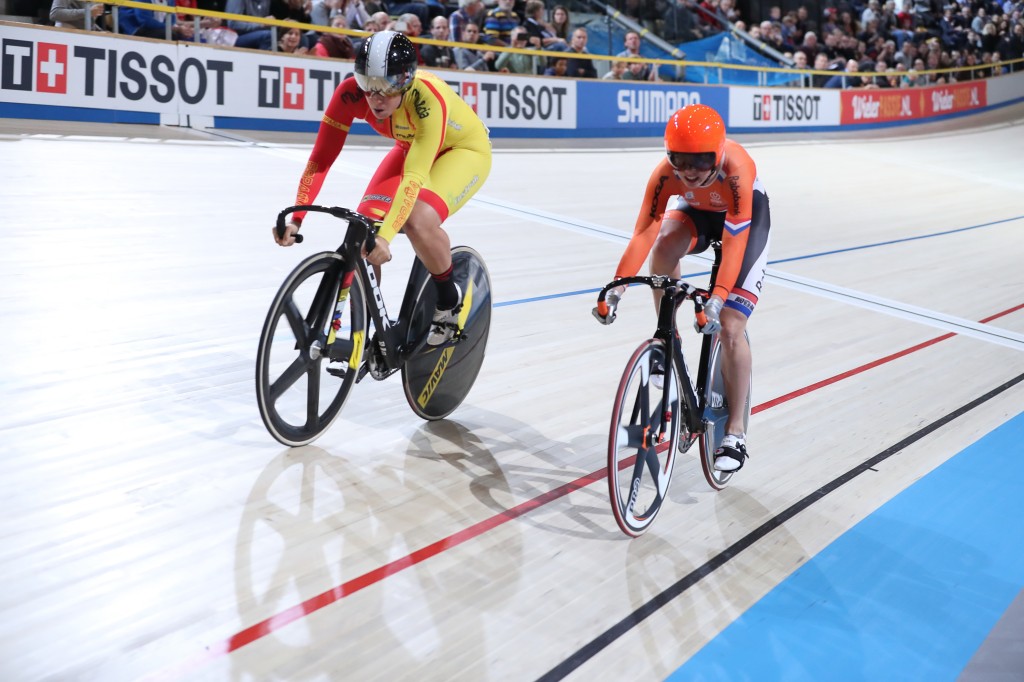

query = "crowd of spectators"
(739, 0), (1024, 86)
(44, 0), (1023, 84)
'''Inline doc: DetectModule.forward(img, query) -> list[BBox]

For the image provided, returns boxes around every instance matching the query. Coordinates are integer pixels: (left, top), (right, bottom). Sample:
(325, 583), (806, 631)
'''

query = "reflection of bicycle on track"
(593, 244), (752, 537)
(256, 205), (492, 447)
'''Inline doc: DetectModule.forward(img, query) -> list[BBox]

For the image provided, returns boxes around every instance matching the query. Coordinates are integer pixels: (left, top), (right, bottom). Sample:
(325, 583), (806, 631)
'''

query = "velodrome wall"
(2, 21), (1022, 137)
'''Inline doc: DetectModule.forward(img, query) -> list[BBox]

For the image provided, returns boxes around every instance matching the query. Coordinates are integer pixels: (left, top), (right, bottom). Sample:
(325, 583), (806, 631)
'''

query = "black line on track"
(537, 371), (1024, 682)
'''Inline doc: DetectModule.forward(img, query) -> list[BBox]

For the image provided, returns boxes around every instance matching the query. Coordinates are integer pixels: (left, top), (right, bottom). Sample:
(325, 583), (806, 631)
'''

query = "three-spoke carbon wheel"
(256, 252), (367, 447)
(699, 331), (752, 490)
(608, 338), (683, 537)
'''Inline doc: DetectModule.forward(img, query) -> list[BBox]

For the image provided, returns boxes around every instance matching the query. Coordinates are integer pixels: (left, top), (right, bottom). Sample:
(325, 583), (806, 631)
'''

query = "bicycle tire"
(402, 246), (492, 420)
(607, 338), (682, 537)
(699, 331), (752, 490)
(256, 252), (367, 446)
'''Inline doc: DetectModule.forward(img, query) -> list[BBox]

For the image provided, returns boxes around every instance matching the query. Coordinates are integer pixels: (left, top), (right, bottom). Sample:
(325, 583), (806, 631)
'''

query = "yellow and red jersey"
(292, 70), (490, 242)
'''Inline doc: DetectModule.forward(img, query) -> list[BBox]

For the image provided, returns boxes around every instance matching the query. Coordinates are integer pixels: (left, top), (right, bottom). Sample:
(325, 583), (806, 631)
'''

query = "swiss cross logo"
(462, 81), (478, 112)
(760, 94), (771, 121)
(282, 67), (304, 109)
(36, 42), (67, 93)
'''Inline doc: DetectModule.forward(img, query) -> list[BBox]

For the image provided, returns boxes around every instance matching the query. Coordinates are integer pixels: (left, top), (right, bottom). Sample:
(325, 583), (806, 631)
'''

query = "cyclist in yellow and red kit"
(273, 30), (492, 345)
(596, 104), (772, 473)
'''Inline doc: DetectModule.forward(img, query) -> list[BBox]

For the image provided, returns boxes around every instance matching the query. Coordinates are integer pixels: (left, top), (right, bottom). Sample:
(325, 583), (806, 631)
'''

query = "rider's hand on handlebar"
(695, 295), (723, 334)
(362, 235), (392, 266)
(273, 221), (300, 246)
(593, 285), (625, 325)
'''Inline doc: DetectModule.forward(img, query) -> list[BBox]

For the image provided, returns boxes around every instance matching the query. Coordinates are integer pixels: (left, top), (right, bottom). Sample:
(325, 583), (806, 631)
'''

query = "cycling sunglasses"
(667, 151), (717, 172)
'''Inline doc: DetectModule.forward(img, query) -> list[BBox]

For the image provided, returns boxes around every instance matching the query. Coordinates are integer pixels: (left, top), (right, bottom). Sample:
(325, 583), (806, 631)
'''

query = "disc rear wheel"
(699, 331), (751, 490)
(402, 246), (492, 420)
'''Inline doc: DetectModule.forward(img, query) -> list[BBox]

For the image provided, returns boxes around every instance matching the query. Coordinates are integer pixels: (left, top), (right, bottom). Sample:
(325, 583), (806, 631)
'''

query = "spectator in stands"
(496, 28), (536, 72)
(564, 28), (597, 78)
(315, 14), (356, 57)
(120, 0), (195, 40)
(811, 51), (835, 86)
(394, 13), (426, 63)
(603, 60), (627, 79)
(795, 5), (817, 36)
(422, 15), (456, 68)
(544, 56), (569, 76)
(226, 0), (274, 49)
(622, 60), (651, 79)
(350, 14), (382, 51)
(278, 25), (310, 53)
(484, 0), (520, 46)
(454, 23), (498, 70)
(798, 30), (821, 60)
(925, 50), (946, 84)
(663, 0), (703, 43)
(550, 5), (571, 42)
(50, 0), (106, 30)
(617, 31), (657, 81)
(450, 0), (485, 49)
(523, 0), (567, 51)
(997, 23), (1023, 70)
(791, 50), (808, 69)
(311, 0), (370, 29)
(824, 58), (865, 87)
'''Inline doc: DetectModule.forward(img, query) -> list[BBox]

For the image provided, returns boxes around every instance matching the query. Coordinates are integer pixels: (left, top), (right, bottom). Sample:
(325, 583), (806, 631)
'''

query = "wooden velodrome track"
(1, 106), (1022, 681)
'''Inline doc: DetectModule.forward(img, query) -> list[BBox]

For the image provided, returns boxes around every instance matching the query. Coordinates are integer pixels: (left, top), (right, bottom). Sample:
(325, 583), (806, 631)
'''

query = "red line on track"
(176, 303), (1024, 674)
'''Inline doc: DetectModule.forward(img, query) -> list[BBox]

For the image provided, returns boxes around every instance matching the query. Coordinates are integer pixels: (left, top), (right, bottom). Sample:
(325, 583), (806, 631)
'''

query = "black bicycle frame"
(599, 242), (723, 436)
(275, 204), (423, 376)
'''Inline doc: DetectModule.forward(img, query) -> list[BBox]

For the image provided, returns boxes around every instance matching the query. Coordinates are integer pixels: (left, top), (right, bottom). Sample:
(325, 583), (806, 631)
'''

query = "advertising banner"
(728, 86), (841, 129)
(574, 81), (728, 137)
(0, 23), (576, 133)
(0, 22), (1017, 137)
(840, 81), (986, 124)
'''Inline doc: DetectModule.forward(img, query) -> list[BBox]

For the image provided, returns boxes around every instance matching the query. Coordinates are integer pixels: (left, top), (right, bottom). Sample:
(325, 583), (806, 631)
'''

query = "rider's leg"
(649, 215), (697, 311)
(402, 200), (459, 309)
(718, 306), (750, 436)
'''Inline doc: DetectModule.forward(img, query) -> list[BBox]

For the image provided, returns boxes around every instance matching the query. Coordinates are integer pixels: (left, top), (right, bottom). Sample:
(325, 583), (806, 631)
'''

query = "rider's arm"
(613, 160), (674, 278)
(290, 78), (364, 226)
(376, 81), (448, 243)
(711, 145), (757, 301)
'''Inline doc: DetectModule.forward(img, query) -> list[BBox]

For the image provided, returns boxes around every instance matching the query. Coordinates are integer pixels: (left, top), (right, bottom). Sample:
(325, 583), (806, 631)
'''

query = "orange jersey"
(616, 139), (762, 303)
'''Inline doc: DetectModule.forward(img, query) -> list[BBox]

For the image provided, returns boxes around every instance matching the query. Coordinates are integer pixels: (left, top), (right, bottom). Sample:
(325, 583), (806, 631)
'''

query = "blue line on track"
(494, 214), (1023, 308)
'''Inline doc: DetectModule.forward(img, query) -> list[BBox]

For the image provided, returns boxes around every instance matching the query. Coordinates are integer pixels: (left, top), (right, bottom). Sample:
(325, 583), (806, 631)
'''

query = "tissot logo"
(462, 81), (479, 112)
(259, 66), (307, 109)
(2, 39), (68, 93)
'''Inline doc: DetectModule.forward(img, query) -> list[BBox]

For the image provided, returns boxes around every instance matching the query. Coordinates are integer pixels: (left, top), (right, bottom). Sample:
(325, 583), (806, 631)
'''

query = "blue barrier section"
(580, 21), (793, 87)
(681, 34), (798, 85)
(574, 81), (728, 137)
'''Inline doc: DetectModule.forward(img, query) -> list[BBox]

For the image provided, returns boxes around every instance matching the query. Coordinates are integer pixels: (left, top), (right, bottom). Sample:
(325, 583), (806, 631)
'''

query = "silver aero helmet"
(354, 30), (418, 96)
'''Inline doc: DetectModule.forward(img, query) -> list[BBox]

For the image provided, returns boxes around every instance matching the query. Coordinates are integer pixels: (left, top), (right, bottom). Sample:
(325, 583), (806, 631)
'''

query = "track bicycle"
(256, 205), (492, 447)
(594, 245), (752, 537)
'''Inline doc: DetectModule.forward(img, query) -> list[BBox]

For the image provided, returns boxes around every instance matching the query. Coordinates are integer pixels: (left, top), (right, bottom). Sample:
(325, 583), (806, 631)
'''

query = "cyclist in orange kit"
(596, 104), (771, 473)
(273, 31), (492, 346)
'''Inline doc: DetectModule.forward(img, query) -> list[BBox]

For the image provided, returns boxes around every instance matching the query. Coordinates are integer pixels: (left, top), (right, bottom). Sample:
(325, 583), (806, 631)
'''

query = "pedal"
(326, 363), (349, 378)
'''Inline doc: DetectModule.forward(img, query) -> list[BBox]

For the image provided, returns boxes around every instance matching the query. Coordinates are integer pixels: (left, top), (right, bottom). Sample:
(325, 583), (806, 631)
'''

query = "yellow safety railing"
(80, 0), (1024, 85)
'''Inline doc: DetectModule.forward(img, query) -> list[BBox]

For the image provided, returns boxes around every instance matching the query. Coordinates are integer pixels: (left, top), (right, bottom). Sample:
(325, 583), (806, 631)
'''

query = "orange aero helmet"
(664, 104), (726, 177)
